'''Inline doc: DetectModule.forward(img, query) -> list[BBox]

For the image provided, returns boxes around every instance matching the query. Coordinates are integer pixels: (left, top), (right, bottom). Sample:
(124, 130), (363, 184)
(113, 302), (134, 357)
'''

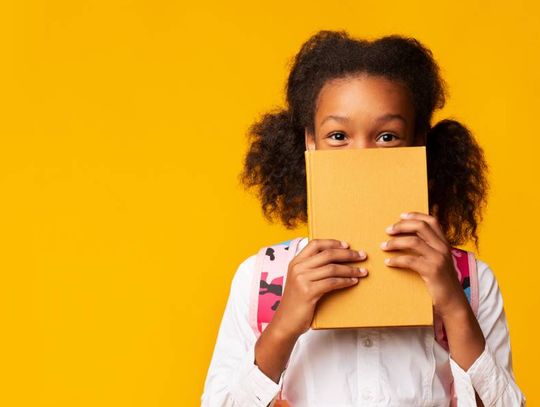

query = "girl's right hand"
(270, 238), (369, 339)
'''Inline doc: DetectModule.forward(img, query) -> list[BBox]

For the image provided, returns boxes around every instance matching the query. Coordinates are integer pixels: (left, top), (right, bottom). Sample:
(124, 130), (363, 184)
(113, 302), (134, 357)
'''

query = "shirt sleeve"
(449, 259), (526, 406)
(200, 254), (286, 406)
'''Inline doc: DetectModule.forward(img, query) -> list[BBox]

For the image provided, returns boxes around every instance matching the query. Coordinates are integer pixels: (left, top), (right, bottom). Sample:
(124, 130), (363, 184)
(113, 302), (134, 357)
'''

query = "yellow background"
(1, 1), (537, 405)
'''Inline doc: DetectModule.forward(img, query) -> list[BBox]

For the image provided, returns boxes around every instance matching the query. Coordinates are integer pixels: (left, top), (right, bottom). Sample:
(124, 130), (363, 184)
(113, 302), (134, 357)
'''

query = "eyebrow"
(320, 113), (408, 126)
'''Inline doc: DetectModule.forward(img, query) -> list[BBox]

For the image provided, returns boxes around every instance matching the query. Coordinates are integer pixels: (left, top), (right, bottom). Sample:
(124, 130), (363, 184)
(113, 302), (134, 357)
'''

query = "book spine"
(304, 150), (313, 241)
(305, 150), (318, 330)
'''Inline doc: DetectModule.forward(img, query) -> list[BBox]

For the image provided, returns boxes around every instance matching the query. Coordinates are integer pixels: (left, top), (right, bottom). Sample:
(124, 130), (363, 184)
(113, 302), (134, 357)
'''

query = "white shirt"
(201, 237), (526, 406)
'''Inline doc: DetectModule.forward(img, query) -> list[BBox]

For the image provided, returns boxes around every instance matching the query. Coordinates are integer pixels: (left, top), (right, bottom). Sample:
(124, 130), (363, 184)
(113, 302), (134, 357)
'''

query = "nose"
(349, 134), (377, 149)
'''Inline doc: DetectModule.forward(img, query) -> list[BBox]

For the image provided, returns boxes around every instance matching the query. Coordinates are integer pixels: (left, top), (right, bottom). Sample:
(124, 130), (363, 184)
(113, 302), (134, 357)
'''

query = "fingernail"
(400, 212), (411, 219)
(380, 241), (388, 249)
(358, 250), (366, 258)
(384, 258), (391, 265)
(341, 240), (349, 248)
(351, 277), (359, 282)
(385, 225), (394, 233)
(359, 267), (368, 276)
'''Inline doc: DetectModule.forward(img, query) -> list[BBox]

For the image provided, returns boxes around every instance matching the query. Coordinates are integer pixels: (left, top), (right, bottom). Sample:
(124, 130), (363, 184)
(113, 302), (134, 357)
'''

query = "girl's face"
(305, 74), (423, 150)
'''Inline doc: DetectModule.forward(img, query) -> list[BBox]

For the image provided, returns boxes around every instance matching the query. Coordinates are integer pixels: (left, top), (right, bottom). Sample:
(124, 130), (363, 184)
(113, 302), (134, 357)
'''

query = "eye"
(328, 132), (347, 141)
(377, 132), (399, 143)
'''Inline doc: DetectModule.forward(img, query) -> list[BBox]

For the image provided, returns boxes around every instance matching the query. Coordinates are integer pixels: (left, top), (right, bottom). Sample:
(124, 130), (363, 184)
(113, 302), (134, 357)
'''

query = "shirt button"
(363, 337), (373, 347)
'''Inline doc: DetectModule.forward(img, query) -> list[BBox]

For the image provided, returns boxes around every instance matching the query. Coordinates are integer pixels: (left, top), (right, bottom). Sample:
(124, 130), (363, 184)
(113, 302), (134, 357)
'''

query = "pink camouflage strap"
(248, 237), (303, 406)
(434, 247), (480, 349)
(249, 237), (304, 337)
(248, 236), (479, 406)
(434, 247), (479, 407)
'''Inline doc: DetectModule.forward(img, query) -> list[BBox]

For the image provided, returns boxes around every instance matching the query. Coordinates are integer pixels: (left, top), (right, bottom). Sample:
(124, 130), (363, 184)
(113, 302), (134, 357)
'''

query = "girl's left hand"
(381, 211), (468, 318)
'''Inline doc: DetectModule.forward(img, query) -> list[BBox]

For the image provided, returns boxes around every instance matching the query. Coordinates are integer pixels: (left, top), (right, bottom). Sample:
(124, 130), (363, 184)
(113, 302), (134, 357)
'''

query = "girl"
(201, 30), (525, 406)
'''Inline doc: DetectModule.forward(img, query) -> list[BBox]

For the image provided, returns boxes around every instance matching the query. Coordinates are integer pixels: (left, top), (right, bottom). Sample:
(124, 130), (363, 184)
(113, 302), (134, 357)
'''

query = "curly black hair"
(240, 30), (489, 248)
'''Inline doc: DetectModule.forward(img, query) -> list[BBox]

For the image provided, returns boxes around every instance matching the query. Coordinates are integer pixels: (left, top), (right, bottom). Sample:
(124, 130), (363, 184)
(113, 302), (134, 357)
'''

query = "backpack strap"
(248, 237), (303, 405)
(249, 237), (304, 338)
(452, 247), (479, 316)
(443, 249), (480, 407)
(433, 247), (479, 352)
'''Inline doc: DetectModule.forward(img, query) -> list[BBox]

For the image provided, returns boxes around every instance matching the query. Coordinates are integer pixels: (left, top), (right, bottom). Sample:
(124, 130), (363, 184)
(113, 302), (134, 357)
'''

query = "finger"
(294, 238), (350, 262)
(399, 212), (448, 243)
(310, 275), (361, 297)
(384, 254), (429, 275)
(384, 219), (448, 253)
(309, 263), (368, 281)
(381, 235), (439, 258)
(303, 247), (366, 269)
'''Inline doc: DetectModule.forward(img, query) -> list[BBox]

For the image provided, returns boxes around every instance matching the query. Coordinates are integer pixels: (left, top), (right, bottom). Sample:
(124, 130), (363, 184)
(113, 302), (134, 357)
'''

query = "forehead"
(314, 74), (414, 123)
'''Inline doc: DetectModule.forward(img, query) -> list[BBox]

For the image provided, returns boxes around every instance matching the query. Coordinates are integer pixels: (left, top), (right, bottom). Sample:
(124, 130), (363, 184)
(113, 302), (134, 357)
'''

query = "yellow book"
(305, 147), (433, 329)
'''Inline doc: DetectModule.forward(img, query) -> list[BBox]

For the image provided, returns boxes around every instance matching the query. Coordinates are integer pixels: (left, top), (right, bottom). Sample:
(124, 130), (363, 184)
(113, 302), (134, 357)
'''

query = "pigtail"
(239, 109), (307, 228)
(426, 119), (489, 249)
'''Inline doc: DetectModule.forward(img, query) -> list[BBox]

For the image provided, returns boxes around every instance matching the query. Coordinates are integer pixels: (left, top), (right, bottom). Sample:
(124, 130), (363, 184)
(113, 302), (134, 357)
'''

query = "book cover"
(305, 147), (433, 329)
